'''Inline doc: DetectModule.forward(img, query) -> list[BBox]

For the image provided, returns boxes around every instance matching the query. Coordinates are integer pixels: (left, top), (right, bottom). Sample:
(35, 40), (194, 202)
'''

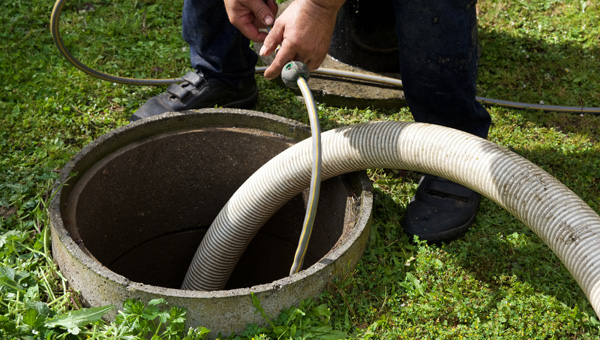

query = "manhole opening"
(62, 127), (360, 289)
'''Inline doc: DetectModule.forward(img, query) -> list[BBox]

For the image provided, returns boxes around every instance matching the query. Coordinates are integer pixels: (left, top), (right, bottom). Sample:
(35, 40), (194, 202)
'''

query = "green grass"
(1, 0), (599, 338)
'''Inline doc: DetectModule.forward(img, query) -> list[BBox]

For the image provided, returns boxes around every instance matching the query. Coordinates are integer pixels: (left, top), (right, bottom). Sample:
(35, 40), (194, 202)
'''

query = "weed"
(238, 293), (348, 340)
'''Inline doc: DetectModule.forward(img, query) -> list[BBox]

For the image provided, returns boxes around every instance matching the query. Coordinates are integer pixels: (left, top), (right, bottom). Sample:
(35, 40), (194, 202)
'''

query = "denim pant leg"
(182, 0), (257, 89)
(392, 0), (491, 139)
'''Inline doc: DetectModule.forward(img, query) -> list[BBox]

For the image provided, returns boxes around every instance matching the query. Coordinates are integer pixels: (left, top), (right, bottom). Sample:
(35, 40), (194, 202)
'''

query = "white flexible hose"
(181, 121), (600, 319)
(289, 75), (322, 275)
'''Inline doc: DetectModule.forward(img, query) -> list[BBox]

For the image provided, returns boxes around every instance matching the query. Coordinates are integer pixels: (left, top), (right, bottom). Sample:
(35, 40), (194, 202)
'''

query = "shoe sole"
(410, 210), (478, 243)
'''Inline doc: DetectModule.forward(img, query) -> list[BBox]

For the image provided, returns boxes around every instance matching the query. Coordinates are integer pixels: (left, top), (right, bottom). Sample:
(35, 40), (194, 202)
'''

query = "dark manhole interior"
(63, 127), (360, 289)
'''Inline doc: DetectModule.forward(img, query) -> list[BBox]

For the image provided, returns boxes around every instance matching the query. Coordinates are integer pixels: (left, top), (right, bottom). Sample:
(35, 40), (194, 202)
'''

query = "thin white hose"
(289, 76), (322, 275)
(256, 67), (600, 114)
(181, 121), (600, 319)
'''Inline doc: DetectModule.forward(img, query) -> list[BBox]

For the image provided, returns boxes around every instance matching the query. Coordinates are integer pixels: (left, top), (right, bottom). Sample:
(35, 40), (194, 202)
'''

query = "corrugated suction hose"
(181, 121), (600, 319)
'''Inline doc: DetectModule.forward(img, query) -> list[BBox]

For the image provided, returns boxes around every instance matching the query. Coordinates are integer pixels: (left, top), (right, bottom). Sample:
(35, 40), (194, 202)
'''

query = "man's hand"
(259, 0), (343, 79)
(224, 0), (278, 42)
(225, 0), (345, 79)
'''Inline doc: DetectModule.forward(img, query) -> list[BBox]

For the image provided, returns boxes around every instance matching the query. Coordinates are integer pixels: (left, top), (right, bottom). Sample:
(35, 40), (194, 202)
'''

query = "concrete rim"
(50, 108), (372, 302)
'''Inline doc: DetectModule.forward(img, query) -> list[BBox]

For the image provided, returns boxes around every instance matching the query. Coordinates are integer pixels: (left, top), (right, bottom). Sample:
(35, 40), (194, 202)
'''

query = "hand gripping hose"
(180, 120), (600, 322)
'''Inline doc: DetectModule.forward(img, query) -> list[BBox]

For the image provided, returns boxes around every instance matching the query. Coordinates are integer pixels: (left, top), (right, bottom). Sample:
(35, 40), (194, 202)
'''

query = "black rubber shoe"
(131, 70), (258, 121)
(402, 175), (481, 242)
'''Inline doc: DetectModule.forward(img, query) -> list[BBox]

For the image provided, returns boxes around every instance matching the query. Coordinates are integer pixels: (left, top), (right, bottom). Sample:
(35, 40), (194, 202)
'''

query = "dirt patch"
(0, 206), (17, 218)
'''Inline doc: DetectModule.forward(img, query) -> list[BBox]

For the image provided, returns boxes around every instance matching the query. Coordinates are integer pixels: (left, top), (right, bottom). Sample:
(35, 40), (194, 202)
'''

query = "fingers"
(224, 0), (277, 42)
(247, 0), (275, 26)
(238, 22), (266, 42)
(257, 0), (339, 79)
(259, 21), (283, 57)
(261, 35), (328, 79)
(261, 23), (294, 79)
(264, 44), (296, 79)
(264, 0), (279, 24)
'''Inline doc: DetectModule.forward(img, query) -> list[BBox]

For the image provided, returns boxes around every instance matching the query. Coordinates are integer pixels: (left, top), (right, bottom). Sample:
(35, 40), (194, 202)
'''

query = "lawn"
(1, 0), (599, 338)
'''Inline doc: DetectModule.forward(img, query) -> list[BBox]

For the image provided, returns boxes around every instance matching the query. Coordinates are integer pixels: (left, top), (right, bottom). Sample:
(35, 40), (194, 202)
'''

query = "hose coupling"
(281, 61), (310, 89)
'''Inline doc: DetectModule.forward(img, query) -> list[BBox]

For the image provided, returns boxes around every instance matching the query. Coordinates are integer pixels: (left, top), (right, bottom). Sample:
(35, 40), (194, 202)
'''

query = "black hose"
(50, 0), (183, 85)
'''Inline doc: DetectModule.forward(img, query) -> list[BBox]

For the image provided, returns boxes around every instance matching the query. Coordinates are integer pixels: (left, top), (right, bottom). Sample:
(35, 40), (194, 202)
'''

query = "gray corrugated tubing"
(181, 121), (600, 318)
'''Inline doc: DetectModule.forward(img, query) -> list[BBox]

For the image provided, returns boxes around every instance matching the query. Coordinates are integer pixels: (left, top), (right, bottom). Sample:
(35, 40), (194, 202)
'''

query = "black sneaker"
(402, 175), (481, 242)
(131, 70), (258, 121)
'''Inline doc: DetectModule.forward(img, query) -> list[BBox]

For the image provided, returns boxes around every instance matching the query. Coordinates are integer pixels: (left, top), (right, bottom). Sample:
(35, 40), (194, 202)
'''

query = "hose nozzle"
(281, 61), (310, 89)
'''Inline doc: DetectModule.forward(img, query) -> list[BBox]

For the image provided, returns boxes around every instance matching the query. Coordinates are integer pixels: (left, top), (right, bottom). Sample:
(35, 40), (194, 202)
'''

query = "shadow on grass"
(477, 28), (600, 108)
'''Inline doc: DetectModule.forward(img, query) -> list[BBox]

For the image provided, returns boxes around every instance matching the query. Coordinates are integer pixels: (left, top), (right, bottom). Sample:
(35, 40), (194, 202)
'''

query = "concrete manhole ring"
(50, 108), (373, 337)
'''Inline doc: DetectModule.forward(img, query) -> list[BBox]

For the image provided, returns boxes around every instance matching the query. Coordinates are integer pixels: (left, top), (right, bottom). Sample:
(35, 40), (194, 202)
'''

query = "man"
(226, 0), (491, 243)
(136, 0), (491, 242)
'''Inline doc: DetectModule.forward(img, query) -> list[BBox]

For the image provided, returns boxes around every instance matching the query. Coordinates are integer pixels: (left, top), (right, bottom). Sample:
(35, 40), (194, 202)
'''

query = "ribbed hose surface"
(181, 121), (600, 318)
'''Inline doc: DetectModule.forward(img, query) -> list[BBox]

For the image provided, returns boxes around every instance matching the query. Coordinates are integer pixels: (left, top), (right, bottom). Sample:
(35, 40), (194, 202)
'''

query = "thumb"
(248, 0), (275, 26)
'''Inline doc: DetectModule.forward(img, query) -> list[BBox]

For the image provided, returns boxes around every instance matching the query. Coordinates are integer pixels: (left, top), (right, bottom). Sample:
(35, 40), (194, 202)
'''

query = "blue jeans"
(182, 0), (257, 89)
(183, 0), (490, 138)
(392, 0), (490, 138)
